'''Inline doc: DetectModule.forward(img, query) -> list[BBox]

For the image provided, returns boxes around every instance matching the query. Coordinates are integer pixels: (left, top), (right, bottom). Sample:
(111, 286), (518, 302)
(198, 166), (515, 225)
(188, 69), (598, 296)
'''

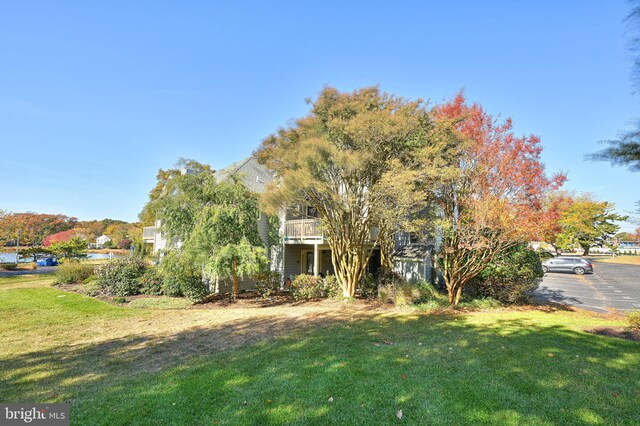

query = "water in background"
(0, 251), (123, 263)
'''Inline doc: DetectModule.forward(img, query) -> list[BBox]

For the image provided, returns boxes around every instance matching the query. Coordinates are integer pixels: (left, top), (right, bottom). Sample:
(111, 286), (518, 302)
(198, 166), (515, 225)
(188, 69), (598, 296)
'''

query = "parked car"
(541, 257), (593, 275)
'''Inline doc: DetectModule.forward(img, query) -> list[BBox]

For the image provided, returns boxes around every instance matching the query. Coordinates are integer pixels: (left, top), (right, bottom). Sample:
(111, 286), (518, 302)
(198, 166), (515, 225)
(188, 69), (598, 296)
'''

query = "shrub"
(323, 275), (341, 299)
(377, 270), (408, 304)
(83, 277), (102, 296)
(359, 273), (378, 299)
(55, 262), (95, 284)
(118, 239), (133, 250)
(470, 244), (543, 304)
(0, 263), (18, 271)
(95, 258), (146, 296)
(291, 274), (323, 300)
(158, 251), (208, 302)
(253, 271), (281, 298)
(291, 274), (340, 301)
(138, 266), (164, 295)
(627, 311), (640, 330)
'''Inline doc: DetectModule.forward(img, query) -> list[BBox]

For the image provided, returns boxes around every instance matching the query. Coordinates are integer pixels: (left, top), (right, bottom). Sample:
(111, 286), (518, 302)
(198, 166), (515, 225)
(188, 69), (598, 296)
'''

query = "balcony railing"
(283, 219), (380, 243)
(284, 219), (324, 242)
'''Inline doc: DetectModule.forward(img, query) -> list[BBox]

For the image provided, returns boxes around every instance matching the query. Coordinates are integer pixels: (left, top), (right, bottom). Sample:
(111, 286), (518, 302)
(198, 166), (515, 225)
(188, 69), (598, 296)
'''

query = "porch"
(281, 243), (381, 279)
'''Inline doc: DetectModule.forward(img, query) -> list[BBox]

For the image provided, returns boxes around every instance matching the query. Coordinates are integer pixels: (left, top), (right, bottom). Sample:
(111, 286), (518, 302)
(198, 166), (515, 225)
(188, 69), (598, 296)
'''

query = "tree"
(0, 212), (77, 246)
(556, 194), (628, 255)
(50, 237), (88, 260)
(539, 191), (576, 254)
(138, 159), (212, 226)
(184, 176), (268, 298)
(141, 160), (267, 298)
(19, 247), (53, 262)
(42, 229), (80, 247)
(256, 86), (437, 298)
(424, 93), (565, 305)
(588, 2), (640, 172)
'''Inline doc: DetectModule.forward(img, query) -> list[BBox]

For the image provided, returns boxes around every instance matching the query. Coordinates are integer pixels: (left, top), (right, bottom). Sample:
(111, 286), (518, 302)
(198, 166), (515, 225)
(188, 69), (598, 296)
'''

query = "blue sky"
(1, 1), (638, 231)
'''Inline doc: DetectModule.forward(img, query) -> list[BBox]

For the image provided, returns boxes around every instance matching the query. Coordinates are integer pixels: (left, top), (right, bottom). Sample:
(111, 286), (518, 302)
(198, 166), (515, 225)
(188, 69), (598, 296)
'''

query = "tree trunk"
(232, 258), (239, 299)
(379, 227), (394, 274)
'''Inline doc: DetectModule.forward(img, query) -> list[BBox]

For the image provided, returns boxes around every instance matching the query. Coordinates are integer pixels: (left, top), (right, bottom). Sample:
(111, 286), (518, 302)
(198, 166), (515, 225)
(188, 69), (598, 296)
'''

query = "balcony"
(284, 219), (324, 243)
(283, 219), (379, 244)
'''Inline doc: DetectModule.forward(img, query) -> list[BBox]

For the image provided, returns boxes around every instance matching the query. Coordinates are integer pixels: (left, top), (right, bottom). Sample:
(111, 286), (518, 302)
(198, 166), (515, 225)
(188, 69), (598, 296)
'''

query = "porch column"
(313, 243), (319, 276)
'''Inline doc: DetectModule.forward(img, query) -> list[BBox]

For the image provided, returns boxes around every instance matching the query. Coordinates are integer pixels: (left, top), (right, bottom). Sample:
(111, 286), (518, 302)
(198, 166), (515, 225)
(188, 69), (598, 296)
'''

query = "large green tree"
(141, 160), (267, 298)
(256, 86), (437, 298)
(556, 194), (628, 255)
(184, 176), (268, 298)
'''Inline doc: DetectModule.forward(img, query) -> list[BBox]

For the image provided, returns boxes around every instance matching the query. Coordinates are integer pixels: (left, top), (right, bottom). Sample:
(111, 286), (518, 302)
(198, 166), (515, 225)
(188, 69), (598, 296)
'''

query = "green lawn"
(1, 275), (638, 425)
(593, 255), (640, 266)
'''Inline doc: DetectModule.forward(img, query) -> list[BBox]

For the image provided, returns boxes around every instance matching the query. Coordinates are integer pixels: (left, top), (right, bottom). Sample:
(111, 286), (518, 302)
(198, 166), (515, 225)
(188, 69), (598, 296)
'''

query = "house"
(96, 235), (111, 248)
(143, 155), (435, 292)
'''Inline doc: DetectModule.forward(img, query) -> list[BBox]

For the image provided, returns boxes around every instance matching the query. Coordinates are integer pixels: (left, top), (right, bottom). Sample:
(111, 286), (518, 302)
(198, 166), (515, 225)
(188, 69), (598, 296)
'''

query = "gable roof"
(213, 156), (274, 194)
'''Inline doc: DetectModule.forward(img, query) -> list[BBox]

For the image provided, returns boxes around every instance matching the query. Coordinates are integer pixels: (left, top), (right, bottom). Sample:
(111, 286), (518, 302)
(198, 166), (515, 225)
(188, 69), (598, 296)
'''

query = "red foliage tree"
(429, 92), (566, 304)
(42, 229), (78, 247)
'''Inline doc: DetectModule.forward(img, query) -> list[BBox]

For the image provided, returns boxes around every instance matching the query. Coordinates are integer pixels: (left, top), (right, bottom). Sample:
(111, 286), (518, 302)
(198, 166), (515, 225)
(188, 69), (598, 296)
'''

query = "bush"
(627, 311), (640, 330)
(291, 274), (323, 300)
(118, 239), (133, 250)
(377, 270), (408, 303)
(0, 263), (18, 271)
(359, 273), (378, 299)
(95, 258), (146, 296)
(253, 271), (281, 298)
(470, 244), (543, 304)
(323, 275), (341, 299)
(55, 262), (95, 284)
(83, 277), (102, 296)
(158, 251), (208, 302)
(138, 266), (164, 295)
(291, 274), (340, 301)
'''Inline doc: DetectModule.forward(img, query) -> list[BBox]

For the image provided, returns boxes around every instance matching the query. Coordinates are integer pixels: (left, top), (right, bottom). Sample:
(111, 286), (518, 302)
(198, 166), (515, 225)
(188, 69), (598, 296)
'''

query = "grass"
(1, 275), (639, 424)
(593, 255), (640, 266)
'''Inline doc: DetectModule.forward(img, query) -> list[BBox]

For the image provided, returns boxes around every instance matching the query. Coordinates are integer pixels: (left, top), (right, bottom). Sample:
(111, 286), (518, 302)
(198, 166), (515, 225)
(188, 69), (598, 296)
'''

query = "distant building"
(96, 235), (111, 248)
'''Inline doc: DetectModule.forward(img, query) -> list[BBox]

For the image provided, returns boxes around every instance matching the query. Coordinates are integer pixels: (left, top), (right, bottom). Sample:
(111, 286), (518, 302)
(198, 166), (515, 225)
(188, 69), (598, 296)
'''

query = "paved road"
(535, 259), (640, 313)
(0, 266), (57, 277)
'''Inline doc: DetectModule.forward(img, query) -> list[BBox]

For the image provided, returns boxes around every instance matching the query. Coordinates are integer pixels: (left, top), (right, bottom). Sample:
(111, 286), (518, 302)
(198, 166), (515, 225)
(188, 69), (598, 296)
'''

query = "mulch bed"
(587, 326), (640, 342)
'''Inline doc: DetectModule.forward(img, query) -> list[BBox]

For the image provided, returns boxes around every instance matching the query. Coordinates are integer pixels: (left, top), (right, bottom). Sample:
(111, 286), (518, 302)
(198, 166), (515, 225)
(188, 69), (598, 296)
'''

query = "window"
(307, 206), (318, 218)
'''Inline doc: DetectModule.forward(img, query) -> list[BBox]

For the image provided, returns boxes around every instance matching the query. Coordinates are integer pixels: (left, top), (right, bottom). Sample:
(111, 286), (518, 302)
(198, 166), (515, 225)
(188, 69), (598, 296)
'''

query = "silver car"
(541, 257), (593, 275)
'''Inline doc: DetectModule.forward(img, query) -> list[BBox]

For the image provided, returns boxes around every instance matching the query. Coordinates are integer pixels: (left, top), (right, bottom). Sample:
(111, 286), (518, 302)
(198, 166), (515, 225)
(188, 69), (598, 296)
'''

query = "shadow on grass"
(1, 312), (639, 424)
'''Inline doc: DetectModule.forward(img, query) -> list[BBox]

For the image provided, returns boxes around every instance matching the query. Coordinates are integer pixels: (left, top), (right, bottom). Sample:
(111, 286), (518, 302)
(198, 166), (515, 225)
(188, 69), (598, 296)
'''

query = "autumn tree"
(556, 194), (628, 255)
(538, 191), (576, 254)
(425, 93), (565, 305)
(0, 212), (77, 246)
(256, 86), (437, 298)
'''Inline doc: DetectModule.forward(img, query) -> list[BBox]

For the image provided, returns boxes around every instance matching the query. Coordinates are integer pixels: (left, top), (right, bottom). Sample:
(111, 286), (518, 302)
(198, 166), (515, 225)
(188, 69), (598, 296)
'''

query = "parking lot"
(535, 259), (640, 313)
